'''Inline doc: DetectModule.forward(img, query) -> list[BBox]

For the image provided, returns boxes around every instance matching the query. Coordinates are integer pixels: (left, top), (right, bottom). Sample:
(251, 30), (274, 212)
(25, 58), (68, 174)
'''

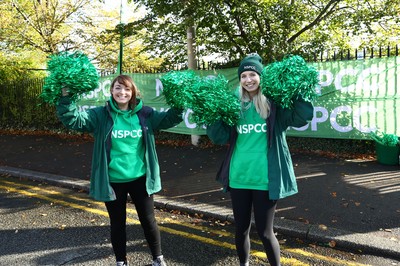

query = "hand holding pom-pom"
(40, 51), (99, 105)
(160, 71), (240, 127)
(261, 55), (319, 109)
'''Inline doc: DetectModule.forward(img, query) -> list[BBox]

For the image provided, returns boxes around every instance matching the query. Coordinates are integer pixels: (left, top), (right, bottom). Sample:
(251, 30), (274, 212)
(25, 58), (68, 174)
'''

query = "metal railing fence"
(1, 45), (399, 130)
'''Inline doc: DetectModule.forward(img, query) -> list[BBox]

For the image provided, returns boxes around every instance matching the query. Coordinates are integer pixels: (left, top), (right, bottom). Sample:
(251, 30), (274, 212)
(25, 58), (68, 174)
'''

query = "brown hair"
(110, 75), (141, 110)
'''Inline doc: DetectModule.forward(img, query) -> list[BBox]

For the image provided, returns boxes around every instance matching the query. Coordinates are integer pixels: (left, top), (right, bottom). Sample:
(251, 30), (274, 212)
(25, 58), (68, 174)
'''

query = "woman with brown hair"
(57, 75), (183, 266)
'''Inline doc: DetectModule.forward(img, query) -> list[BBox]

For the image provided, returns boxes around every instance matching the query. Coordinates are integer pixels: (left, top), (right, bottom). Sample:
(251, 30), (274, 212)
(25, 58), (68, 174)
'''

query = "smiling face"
(110, 80), (133, 110)
(240, 70), (260, 98)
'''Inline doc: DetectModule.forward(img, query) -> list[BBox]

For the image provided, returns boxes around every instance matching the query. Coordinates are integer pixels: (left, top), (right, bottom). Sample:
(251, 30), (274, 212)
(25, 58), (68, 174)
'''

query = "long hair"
(110, 75), (142, 110)
(239, 86), (270, 119)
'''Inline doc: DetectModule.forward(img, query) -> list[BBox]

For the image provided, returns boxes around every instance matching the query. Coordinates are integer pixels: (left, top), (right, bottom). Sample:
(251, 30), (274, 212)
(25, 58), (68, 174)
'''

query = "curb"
(1, 166), (399, 260)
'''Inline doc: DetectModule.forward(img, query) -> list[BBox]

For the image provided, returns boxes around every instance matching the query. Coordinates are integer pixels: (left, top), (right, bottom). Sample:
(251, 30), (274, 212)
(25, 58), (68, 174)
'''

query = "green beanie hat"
(238, 53), (263, 78)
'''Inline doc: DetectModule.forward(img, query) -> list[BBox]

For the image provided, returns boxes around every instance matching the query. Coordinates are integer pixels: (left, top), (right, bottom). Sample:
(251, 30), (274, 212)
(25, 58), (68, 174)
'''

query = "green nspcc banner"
(77, 57), (400, 140)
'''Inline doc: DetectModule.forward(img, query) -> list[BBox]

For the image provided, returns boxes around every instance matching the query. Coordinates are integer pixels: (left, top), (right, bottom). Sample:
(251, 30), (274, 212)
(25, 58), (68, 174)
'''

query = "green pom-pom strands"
(40, 51), (99, 105)
(261, 55), (319, 109)
(370, 131), (400, 147)
(189, 74), (240, 126)
(160, 70), (199, 109)
(161, 55), (319, 126)
(160, 70), (240, 126)
(40, 52), (317, 124)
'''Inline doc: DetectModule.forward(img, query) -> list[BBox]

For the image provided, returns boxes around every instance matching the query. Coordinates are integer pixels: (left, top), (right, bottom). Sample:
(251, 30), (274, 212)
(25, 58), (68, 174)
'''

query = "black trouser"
(105, 176), (161, 262)
(230, 188), (280, 266)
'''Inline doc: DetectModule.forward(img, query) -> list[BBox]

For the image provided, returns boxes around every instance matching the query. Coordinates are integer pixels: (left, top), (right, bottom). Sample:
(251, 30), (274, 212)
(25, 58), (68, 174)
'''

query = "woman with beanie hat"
(207, 53), (314, 266)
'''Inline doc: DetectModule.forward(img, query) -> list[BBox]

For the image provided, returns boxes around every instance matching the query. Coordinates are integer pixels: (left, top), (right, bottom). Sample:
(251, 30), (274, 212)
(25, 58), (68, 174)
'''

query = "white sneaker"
(152, 255), (166, 266)
(116, 261), (127, 266)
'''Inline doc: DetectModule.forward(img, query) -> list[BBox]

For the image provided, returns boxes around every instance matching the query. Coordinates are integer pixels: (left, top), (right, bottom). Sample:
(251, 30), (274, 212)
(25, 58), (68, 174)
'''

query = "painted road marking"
(0, 177), (371, 266)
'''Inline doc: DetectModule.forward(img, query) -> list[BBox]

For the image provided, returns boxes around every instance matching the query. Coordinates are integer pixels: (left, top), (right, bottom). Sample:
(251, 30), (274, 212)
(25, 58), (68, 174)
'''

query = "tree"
(0, 0), (104, 82)
(129, 0), (400, 64)
(0, 50), (46, 82)
(93, 10), (164, 72)
(1, 0), (100, 54)
(0, 0), (163, 80)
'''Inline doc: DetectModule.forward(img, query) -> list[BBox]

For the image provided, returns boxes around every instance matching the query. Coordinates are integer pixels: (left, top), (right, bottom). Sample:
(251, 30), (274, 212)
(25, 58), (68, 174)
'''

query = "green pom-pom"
(261, 55), (319, 109)
(160, 70), (199, 109)
(40, 51), (99, 105)
(188, 75), (240, 126)
(160, 71), (240, 126)
(370, 131), (399, 147)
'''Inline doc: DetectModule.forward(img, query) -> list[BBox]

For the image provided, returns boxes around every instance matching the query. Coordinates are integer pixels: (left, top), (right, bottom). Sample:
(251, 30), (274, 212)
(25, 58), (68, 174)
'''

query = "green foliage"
(0, 50), (47, 83)
(130, 0), (400, 64)
(1, 0), (96, 54)
(96, 42), (164, 73)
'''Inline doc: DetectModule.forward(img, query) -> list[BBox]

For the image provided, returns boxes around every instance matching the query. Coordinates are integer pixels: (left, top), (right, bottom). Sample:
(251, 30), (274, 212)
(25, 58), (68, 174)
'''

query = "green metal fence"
(0, 78), (60, 129)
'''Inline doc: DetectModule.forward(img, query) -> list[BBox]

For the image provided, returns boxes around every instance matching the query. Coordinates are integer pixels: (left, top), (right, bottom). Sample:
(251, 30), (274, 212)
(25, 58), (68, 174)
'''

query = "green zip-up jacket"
(56, 96), (183, 202)
(207, 98), (314, 200)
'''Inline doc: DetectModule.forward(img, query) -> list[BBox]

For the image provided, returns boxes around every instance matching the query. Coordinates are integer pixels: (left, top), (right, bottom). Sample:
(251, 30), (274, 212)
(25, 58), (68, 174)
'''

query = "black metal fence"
(0, 78), (60, 129)
(306, 45), (399, 62)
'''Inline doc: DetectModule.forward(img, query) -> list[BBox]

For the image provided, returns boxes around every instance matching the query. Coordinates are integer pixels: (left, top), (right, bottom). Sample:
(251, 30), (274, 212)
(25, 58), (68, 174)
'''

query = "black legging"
(230, 188), (280, 266)
(105, 176), (162, 262)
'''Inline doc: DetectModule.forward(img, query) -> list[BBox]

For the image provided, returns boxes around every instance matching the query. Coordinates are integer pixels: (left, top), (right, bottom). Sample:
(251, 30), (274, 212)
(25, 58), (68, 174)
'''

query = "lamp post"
(117, 23), (124, 74)
(117, 0), (125, 75)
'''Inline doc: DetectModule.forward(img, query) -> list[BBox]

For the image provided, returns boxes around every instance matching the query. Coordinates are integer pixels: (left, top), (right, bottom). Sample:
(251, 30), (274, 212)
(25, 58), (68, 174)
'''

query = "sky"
(104, 0), (127, 9)
(104, 0), (142, 24)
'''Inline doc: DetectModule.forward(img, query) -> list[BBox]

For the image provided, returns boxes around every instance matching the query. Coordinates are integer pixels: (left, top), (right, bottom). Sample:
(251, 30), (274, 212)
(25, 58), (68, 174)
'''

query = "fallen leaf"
(278, 239), (287, 244)
(319, 224), (328, 230)
(328, 240), (336, 247)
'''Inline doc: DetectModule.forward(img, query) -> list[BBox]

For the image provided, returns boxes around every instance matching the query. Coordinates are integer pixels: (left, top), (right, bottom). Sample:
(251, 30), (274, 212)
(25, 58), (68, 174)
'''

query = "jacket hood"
(109, 97), (143, 114)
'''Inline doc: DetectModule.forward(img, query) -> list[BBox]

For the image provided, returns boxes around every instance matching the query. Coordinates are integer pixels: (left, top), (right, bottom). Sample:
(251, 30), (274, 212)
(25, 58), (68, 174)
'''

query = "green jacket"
(207, 98), (314, 200)
(56, 96), (183, 202)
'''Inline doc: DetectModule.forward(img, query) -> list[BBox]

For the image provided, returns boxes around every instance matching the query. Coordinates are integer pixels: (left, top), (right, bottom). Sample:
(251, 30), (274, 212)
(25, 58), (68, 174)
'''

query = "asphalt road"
(1, 175), (399, 266)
